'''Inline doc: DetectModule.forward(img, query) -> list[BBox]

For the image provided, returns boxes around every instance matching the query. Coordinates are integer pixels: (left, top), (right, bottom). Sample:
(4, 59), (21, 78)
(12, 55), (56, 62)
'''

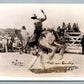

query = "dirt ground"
(0, 52), (84, 80)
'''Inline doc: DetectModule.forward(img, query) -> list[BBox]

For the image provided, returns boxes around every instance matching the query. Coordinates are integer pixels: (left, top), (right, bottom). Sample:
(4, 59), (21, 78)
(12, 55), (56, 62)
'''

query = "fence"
(65, 32), (83, 53)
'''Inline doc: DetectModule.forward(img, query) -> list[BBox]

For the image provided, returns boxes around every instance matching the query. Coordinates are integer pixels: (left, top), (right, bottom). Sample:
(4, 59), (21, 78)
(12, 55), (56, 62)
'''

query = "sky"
(0, 4), (84, 34)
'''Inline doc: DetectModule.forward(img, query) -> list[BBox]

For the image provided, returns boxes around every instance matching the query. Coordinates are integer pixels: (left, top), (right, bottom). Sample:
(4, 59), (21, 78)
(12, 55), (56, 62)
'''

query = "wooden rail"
(65, 32), (83, 53)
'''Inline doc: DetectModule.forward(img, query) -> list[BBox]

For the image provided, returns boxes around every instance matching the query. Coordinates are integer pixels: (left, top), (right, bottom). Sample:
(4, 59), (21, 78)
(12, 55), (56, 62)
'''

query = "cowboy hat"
(31, 14), (37, 19)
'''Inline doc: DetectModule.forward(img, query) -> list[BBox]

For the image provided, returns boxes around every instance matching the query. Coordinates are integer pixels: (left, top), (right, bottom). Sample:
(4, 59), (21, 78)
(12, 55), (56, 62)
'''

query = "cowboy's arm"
(41, 9), (47, 22)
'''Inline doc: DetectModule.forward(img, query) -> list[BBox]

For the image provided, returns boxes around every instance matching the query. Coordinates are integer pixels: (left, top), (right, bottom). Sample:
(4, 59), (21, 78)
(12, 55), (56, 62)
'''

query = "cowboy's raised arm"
(41, 9), (47, 22)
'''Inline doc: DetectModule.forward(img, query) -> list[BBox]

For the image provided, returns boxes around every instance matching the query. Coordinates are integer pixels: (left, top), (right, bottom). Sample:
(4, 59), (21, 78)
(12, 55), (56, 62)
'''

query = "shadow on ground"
(30, 66), (78, 74)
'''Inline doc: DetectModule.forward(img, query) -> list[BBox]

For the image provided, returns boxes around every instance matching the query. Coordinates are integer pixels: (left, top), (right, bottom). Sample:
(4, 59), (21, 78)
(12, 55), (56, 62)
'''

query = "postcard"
(0, 4), (84, 81)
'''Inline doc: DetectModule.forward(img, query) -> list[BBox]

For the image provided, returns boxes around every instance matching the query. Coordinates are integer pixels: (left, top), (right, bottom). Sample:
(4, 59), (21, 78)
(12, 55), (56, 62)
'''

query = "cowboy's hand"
(41, 9), (44, 13)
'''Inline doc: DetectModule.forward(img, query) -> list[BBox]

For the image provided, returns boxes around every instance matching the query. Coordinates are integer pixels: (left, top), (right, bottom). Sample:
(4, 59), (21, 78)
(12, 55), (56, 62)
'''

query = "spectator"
(62, 22), (67, 32)
(67, 23), (72, 31)
(57, 26), (61, 37)
(81, 35), (84, 54)
(72, 23), (80, 32)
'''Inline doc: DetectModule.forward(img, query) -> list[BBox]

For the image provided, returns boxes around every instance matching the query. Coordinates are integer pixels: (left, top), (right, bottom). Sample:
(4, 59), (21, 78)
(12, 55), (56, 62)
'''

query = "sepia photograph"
(0, 4), (84, 80)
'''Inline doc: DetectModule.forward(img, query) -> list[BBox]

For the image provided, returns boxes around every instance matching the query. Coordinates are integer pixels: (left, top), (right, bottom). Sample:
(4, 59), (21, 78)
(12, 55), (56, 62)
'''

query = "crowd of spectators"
(57, 22), (80, 38)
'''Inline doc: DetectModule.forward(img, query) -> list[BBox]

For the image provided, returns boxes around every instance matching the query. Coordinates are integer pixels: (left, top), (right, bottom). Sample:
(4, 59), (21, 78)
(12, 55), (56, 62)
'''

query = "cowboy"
(31, 9), (47, 46)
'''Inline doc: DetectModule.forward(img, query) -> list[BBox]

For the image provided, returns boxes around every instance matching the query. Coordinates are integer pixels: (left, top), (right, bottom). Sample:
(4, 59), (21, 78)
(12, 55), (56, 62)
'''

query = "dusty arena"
(0, 52), (84, 80)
